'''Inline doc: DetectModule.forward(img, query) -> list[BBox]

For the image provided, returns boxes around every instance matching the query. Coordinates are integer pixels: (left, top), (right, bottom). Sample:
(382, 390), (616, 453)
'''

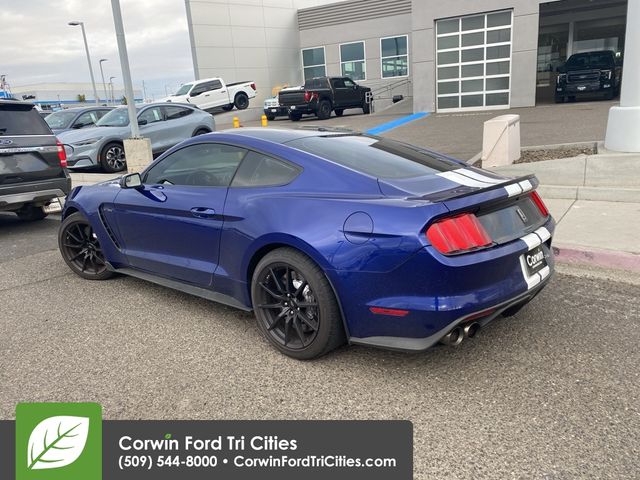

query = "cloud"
(0, 0), (194, 98)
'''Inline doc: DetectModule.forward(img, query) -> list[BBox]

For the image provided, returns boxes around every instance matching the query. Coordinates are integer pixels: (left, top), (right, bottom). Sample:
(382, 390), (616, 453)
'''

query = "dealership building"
(186, 0), (627, 113)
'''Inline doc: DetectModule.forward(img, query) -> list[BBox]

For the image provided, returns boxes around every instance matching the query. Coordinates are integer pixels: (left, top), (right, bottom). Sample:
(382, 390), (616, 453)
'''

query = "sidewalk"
(490, 152), (640, 272)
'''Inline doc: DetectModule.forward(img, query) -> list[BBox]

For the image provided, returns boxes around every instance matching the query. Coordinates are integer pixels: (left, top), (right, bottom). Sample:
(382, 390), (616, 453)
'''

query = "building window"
(436, 10), (512, 111)
(302, 47), (326, 80)
(340, 42), (366, 80)
(381, 35), (409, 78)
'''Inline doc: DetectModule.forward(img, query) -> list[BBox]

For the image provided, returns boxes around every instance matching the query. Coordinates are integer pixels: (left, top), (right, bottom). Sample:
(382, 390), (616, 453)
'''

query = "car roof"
(0, 99), (35, 108)
(222, 127), (361, 144)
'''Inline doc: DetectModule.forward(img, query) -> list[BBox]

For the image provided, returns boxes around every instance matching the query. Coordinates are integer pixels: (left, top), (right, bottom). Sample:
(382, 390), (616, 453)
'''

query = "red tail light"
(56, 139), (67, 168)
(250, 82), (256, 91)
(530, 191), (549, 217)
(304, 91), (312, 102)
(369, 307), (409, 317)
(426, 213), (492, 255)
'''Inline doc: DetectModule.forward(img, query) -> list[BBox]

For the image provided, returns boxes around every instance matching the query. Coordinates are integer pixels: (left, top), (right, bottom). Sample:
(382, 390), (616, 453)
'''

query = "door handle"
(190, 207), (216, 218)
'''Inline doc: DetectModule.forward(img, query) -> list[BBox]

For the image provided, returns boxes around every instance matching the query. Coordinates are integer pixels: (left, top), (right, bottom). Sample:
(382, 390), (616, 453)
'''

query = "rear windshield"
(286, 135), (460, 179)
(566, 52), (614, 69)
(0, 104), (52, 136)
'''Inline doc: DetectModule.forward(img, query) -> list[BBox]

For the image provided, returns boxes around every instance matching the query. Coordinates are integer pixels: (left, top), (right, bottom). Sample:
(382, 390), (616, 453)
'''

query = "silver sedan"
(57, 103), (215, 172)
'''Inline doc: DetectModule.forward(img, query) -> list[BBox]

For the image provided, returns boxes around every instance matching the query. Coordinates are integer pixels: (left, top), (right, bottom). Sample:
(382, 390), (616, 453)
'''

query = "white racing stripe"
(504, 183), (523, 197)
(456, 168), (505, 185)
(520, 256), (541, 289)
(437, 170), (492, 188)
(535, 226), (551, 243)
(519, 179), (533, 192)
(520, 233), (541, 250)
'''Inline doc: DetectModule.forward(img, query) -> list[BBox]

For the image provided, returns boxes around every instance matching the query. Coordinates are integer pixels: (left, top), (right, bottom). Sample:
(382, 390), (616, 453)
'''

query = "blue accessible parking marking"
(365, 112), (430, 135)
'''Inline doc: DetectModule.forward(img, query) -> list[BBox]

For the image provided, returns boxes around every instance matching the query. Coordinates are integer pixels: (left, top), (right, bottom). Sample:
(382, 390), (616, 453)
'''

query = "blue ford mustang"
(58, 128), (554, 359)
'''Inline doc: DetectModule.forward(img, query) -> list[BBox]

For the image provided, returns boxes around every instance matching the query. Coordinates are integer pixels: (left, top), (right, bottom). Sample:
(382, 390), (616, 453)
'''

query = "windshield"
(96, 107), (132, 127)
(45, 111), (77, 129)
(287, 135), (459, 179)
(174, 84), (192, 96)
(566, 52), (614, 69)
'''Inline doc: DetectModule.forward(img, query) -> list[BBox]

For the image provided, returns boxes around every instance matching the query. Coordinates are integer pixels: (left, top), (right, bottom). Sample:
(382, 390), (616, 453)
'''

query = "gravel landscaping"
(516, 146), (597, 163)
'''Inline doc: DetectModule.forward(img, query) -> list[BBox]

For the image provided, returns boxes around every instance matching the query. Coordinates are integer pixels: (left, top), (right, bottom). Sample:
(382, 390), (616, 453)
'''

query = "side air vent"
(98, 206), (121, 249)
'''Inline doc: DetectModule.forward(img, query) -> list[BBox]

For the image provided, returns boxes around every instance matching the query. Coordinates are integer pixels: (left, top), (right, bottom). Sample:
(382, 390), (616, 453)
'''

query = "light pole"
(109, 76), (116, 105)
(68, 21), (99, 105)
(99, 58), (109, 105)
(110, 0), (140, 137)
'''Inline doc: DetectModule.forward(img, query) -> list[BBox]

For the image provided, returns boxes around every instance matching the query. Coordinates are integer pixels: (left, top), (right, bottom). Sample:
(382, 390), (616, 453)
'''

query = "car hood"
(57, 125), (129, 143)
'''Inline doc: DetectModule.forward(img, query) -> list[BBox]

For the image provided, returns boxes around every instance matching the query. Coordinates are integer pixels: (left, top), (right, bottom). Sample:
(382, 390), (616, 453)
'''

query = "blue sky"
(0, 0), (194, 100)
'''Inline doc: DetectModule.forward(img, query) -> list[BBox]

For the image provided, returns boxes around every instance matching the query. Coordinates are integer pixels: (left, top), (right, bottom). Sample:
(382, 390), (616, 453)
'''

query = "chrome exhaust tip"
(440, 326), (463, 346)
(463, 322), (480, 339)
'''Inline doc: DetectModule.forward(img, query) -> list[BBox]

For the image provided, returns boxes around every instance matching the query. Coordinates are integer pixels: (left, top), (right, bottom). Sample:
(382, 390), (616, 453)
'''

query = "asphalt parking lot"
(1, 213), (639, 479)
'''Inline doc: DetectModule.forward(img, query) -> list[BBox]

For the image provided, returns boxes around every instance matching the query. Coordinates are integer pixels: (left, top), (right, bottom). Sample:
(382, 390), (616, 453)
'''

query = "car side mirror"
(120, 173), (142, 189)
(138, 119), (148, 126)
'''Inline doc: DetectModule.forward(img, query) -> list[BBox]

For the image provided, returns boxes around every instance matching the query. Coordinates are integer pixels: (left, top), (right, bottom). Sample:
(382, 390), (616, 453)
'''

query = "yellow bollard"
(261, 114), (268, 127)
(233, 116), (240, 128)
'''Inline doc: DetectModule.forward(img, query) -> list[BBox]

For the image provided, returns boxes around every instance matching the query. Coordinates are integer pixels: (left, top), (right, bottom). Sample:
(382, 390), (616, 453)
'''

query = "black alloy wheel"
(100, 142), (126, 173)
(252, 248), (344, 359)
(58, 212), (114, 280)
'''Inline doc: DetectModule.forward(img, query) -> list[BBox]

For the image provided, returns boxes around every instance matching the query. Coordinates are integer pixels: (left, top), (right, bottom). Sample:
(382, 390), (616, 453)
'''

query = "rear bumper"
(283, 104), (316, 115)
(0, 176), (71, 210)
(330, 218), (555, 350)
(350, 277), (550, 352)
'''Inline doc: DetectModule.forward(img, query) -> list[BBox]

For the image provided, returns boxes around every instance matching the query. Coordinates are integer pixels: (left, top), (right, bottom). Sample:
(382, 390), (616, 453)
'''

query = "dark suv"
(555, 50), (621, 103)
(0, 100), (71, 221)
(278, 76), (372, 121)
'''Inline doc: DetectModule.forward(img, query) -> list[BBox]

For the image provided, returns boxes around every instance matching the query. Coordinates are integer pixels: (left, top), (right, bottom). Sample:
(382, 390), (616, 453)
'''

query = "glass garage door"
(436, 10), (512, 111)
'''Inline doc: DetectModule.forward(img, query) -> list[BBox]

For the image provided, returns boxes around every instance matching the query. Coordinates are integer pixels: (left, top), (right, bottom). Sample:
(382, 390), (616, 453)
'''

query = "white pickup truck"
(164, 77), (257, 111)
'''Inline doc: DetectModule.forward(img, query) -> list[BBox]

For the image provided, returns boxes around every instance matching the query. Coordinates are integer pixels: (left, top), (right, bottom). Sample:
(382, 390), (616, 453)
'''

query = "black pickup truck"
(278, 76), (372, 121)
(555, 50), (621, 103)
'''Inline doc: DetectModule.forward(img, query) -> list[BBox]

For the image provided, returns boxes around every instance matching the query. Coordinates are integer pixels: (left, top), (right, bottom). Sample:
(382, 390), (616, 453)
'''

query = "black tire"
(193, 128), (210, 136)
(289, 112), (302, 122)
(555, 95), (565, 104)
(251, 248), (345, 359)
(316, 100), (332, 120)
(266, 114), (276, 121)
(222, 104), (234, 111)
(100, 142), (126, 173)
(234, 93), (249, 110)
(362, 102), (371, 114)
(604, 89), (615, 100)
(334, 109), (344, 117)
(15, 204), (47, 221)
(568, 96), (577, 102)
(58, 212), (114, 281)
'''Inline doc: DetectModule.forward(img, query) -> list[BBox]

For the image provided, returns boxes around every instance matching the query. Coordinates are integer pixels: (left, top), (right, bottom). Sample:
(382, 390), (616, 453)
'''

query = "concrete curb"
(553, 243), (640, 273)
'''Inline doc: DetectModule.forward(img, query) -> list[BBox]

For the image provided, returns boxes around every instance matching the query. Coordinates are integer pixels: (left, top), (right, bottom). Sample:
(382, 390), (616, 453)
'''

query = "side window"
(164, 106), (193, 120)
(331, 78), (345, 89)
(191, 81), (219, 95)
(144, 143), (247, 187)
(343, 78), (356, 88)
(74, 111), (97, 127)
(138, 107), (163, 124)
(232, 151), (301, 187)
(96, 110), (110, 119)
(210, 80), (222, 90)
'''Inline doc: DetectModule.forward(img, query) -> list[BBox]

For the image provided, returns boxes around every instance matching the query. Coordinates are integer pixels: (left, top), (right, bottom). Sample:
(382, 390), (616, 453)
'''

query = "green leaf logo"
(27, 416), (90, 470)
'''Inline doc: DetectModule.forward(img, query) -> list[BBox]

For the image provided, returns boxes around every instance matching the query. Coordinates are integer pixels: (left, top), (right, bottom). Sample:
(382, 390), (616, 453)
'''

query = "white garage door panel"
(436, 10), (513, 112)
